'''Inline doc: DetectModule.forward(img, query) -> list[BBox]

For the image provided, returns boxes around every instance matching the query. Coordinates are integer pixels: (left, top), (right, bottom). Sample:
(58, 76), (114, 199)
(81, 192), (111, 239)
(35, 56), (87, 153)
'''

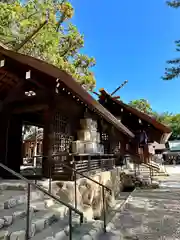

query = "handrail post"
(137, 162), (140, 175)
(69, 209), (72, 240)
(74, 158), (77, 209)
(80, 213), (83, 224)
(88, 155), (91, 171)
(26, 183), (31, 240)
(34, 156), (37, 185)
(71, 155), (77, 210)
(48, 156), (52, 194)
(102, 186), (106, 232)
(151, 156), (154, 177)
(134, 161), (137, 177)
(149, 165), (152, 184)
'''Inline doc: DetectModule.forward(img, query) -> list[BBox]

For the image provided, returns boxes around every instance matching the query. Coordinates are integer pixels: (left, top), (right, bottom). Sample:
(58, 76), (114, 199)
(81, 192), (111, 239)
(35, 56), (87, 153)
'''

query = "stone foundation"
(41, 168), (123, 220)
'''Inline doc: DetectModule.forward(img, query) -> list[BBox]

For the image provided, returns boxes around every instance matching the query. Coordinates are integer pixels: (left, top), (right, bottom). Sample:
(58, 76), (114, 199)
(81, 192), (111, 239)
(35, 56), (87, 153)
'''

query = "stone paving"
(90, 170), (180, 240)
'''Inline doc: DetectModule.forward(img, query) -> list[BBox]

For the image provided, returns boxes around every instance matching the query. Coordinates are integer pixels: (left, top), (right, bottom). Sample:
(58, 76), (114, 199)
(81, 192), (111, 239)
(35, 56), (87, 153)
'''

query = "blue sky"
(71, 0), (180, 114)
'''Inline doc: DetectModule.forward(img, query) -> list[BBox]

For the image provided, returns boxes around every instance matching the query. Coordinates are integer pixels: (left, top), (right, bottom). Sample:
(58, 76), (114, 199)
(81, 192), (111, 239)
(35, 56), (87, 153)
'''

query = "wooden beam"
(27, 77), (46, 90)
(0, 65), (46, 91)
(13, 104), (48, 114)
(8, 90), (50, 104)
(0, 81), (25, 112)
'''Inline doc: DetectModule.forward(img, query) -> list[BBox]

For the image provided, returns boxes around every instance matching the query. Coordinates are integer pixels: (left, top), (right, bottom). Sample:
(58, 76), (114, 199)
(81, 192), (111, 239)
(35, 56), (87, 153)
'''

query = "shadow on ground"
(102, 188), (180, 240)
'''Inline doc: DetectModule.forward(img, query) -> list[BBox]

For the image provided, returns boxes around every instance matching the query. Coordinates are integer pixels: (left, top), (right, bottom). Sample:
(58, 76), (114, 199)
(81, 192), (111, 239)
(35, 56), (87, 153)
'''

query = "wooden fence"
(52, 153), (116, 180)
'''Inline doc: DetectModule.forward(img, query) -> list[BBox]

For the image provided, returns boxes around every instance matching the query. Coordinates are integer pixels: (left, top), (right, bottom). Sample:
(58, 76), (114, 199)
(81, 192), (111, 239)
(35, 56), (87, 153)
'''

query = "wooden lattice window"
(101, 132), (109, 153)
(113, 141), (121, 153)
(101, 133), (108, 141)
(52, 112), (73, 153)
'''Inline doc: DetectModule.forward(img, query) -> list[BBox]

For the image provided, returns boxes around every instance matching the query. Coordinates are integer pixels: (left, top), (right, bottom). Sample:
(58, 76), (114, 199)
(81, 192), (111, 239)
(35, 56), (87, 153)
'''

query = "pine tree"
(167, 0), (180, 8)
(163, 1), (180, 80)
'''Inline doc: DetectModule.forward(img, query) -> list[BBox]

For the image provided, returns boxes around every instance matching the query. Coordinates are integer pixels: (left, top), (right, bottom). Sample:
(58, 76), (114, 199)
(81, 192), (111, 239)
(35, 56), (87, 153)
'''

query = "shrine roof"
(0, 46), (134, 138)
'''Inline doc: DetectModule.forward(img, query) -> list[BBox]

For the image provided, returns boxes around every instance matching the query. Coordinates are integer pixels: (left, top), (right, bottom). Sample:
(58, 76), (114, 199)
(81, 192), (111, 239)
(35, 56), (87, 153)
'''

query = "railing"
(72, 154), (115, 174)
(21, 153), (116, 180)
(0, 163), (83, 240)
(54, 160), (112, 233)
(128, 153), (156, 181)
(27, 153), (113, 232)
(49, 153), (112, 233)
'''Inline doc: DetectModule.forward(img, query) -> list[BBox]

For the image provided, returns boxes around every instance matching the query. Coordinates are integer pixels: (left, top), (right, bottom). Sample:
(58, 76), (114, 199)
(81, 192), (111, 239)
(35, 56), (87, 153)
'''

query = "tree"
(166, 0), (180, 8)
(154, 112), (180, 140)
(162, 1), (180, 80)
(129, 99), (152, 114)
(0, 0), (96, 90)
(149, 111), (180, 140)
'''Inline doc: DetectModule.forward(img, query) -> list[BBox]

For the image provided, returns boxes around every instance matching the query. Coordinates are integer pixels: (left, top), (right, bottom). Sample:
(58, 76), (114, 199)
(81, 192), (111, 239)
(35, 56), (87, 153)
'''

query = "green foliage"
(129, 99), (152, 114)
(163, 1), (180, 80)
(155, 112), (180, 140)
(166, 0), (180, 8)
(0, 0), (96, 90)
(162, 2), (180, 139)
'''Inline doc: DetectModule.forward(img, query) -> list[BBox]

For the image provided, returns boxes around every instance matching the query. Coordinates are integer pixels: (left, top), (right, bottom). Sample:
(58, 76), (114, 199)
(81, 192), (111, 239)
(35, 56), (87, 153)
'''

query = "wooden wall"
(0, 112), (22, 178)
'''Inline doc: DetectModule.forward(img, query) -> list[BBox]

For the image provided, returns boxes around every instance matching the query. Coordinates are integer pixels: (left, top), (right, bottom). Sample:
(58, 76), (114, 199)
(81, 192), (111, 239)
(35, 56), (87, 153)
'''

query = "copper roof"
(0, 46), (134, 138)
(99, 89), (172, 135)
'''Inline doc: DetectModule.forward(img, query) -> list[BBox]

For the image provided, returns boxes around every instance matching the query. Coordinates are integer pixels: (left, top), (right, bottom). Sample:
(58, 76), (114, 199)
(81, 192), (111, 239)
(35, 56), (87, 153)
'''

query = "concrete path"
(93, 167), (180, 240)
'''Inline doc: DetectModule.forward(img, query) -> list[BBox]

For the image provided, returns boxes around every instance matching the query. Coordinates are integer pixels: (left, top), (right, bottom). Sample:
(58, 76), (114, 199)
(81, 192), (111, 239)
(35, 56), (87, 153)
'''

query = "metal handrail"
(145, 162), (160, 171)
(61, 162), (111, 192)
(60, 161), (111, 232)
(0, 163), (83, 240)
(130, 153), (154, 181)
(24, 153), (115, 232)
(52, 155), (113, 233)
(31, 153), (113, 232)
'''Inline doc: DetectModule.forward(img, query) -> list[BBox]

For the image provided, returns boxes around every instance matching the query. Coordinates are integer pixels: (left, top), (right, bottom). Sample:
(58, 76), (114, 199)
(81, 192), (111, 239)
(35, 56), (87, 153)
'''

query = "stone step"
(40, 220), (104, 240)
(0, 200), (49, 229)
(0, 190), (25, 207)
(0, 190), (45, 210)
(31, 214), (81, 240)
(0, 191), (87, 240)
(1, 208), (61, 239)
(31, 221), (69, 240)
(71, 220), (103, 240)
(0, 181), (27, 191)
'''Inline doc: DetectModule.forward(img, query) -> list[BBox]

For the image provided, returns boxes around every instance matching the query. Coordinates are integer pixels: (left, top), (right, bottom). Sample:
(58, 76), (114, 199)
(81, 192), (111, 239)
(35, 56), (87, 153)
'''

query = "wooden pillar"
(143, 144), (150, 164)
(0, 111), (10, 177)
(0, 111), (22, 178)
(120, 138), (127, 155)
(42, 106), (54, 178)
(7, 114), (22, 176)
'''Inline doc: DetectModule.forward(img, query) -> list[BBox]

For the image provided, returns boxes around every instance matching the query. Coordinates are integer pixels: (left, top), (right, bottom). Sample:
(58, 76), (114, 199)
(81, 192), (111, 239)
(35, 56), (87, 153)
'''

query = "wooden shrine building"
(98, 89), (172, 163)
(0, 46), (136, 180)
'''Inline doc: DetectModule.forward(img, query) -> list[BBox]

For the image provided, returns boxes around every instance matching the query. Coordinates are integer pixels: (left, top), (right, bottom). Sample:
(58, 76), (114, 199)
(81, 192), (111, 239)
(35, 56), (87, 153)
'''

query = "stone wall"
(42, 168), (123, 221)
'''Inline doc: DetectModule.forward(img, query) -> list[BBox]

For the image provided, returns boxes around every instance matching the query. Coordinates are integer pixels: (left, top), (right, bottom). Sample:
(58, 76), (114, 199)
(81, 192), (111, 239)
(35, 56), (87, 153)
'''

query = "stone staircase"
(0, 181), (105, 240)
(0, 164), (153, 240)
(138, 162), (168, 176)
